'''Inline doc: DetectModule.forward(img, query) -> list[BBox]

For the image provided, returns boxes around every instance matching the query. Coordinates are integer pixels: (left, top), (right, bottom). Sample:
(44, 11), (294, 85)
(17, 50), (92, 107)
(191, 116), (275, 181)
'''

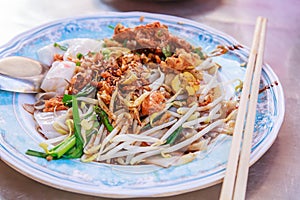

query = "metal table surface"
(0, 0), (298, 199)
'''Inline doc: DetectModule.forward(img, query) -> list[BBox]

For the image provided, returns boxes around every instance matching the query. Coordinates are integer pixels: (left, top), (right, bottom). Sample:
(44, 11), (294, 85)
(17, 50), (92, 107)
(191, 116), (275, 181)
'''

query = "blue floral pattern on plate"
(0, 12), (284, 198)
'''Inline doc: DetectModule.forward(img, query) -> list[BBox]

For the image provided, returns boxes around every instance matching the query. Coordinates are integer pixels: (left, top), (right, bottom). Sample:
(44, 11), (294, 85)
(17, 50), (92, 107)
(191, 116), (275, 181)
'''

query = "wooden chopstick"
(219, 17), (268, 200)
(219, 17), (264, 200)
(232, 17), (267, 200)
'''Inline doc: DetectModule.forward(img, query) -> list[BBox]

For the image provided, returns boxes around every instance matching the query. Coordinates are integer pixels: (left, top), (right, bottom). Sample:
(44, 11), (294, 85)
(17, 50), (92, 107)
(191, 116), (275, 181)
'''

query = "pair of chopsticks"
(219, 17), (268, 200)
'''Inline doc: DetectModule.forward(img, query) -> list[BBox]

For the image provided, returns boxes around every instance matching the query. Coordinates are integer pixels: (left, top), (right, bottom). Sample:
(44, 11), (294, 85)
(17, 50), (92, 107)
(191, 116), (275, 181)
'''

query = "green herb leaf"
(166, 126), (183, 144)
(108, 25), (115, 30)
(94, 106), (114, 132)
(76, 52), (83, 59)
(193, 47), (206, 60)
(162, 45), (172, 58)
(25, 149), (48, 158)
(62, 94), (73, 107)
(157, 29), (163, 37)
(76, 61), (81, 66)
(102, 48), (111, 60)
(53, 42), (68, 51)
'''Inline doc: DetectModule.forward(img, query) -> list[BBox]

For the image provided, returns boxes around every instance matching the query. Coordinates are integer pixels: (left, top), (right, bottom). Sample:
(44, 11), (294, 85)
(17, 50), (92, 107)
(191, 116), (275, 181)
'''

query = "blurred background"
(1, 0), (298, 77)
(0, 0), (299, 199)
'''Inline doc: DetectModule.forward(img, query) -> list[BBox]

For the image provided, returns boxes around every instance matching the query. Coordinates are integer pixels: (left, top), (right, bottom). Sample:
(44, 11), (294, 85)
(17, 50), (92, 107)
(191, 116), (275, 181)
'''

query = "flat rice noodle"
(40, 61), (76, 95)
(37, 38), (104, 65)
(34, 110), (67, 139)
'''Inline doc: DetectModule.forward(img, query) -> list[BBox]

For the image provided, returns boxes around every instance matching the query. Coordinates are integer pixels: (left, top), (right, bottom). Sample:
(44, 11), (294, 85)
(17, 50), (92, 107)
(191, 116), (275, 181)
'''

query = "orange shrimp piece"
(141, 91), (166, 116)
(53, 54), (63, 62)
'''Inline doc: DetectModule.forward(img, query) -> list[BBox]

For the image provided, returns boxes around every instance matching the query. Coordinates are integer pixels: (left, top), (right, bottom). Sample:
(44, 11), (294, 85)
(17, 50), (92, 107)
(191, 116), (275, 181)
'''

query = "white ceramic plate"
(0, 12), (284, 198)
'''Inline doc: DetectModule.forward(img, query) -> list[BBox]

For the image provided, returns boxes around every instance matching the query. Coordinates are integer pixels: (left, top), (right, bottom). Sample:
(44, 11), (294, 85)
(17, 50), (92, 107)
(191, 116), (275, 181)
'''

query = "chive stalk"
(26, 96), (84, 160)
(69, 95), (84, 158)
(94, 106), (114, 132)
(53, 42), (68, 51)
(166, 126), (183, 144)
